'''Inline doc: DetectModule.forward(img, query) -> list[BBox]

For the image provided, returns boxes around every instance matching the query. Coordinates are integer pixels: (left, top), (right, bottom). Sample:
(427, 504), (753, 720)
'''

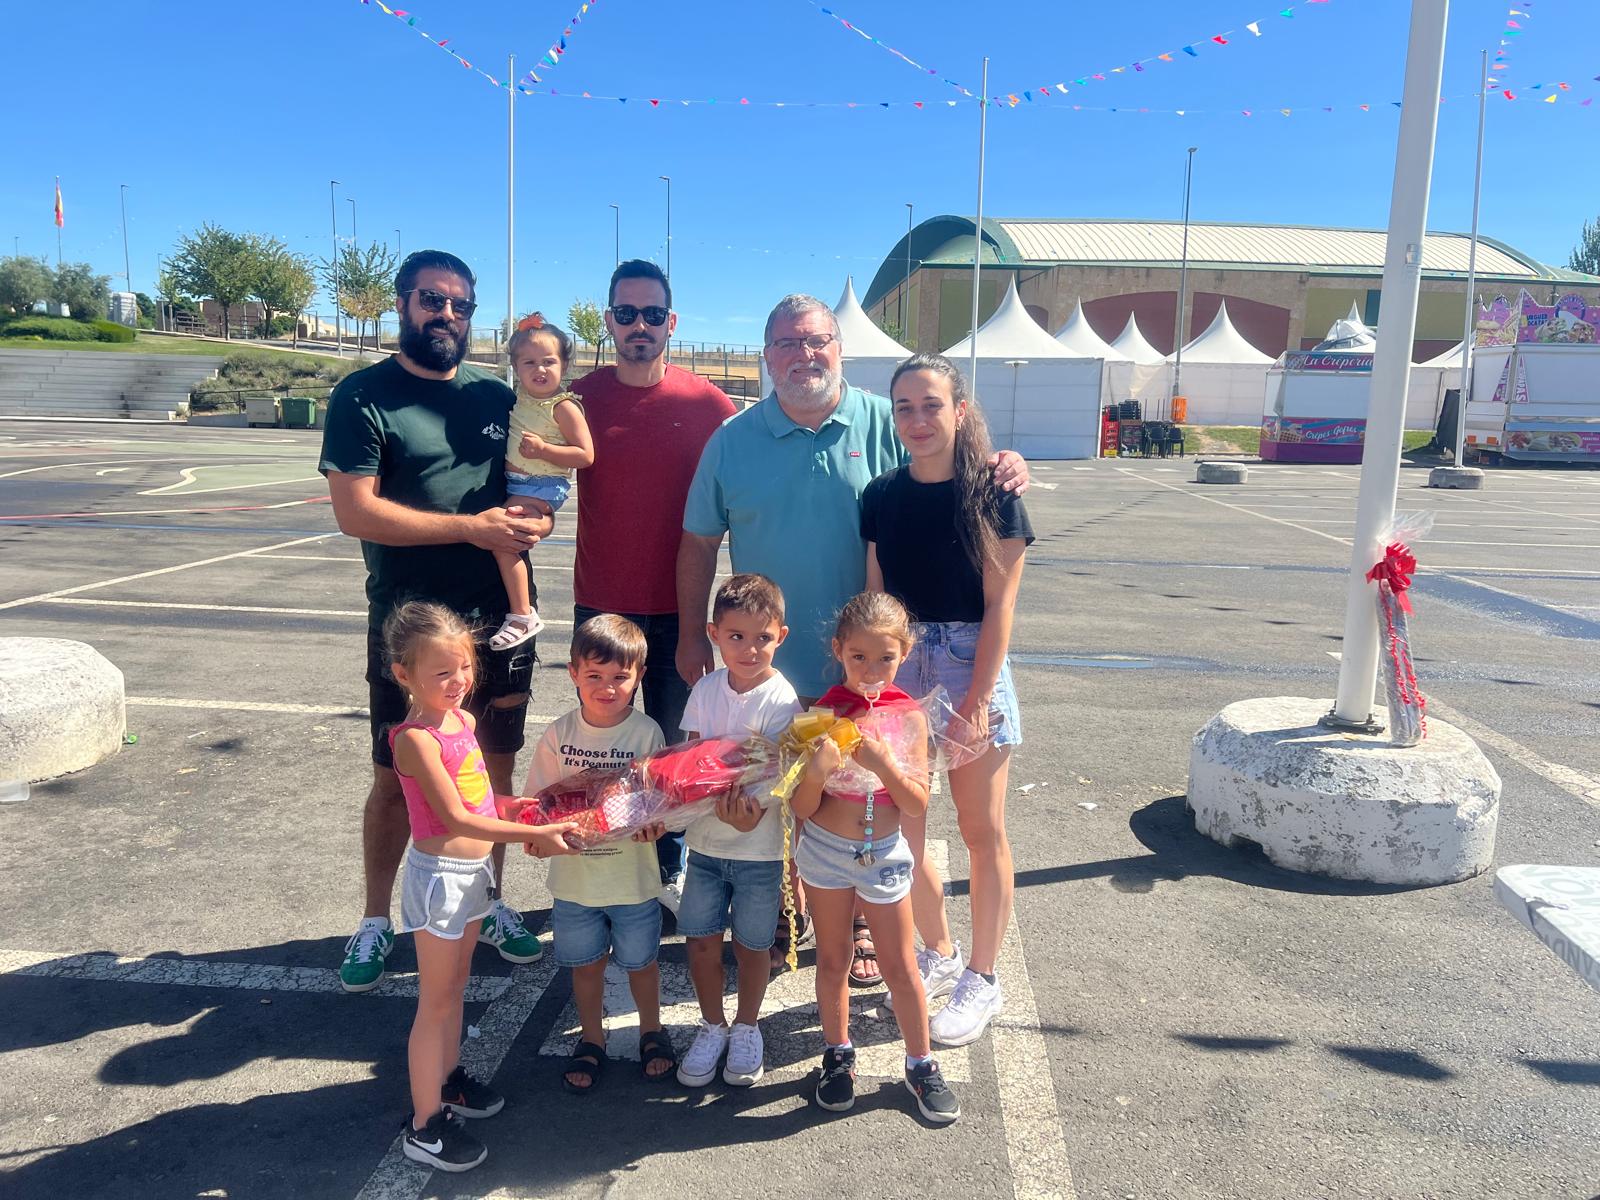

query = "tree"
(1570, 215), (1600, 278)
(323, 241), (399, 352)
(252, 238), (318, 348)
(567, 299), (607, 368)
(52, 262), (112, 323)
(0, 255), (53, 315)
(171, 223), (259, 338)
(877, 316), (914, 349)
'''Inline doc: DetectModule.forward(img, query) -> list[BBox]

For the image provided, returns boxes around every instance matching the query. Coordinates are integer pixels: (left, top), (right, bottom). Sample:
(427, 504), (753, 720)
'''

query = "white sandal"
(490, 612), (544, 650)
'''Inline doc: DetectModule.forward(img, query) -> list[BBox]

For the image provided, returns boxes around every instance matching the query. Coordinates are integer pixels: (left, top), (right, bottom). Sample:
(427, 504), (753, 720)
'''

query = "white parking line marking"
(0, 533), (339, 611)
(36, 597), (577, 625)
(0, 949), (511, 1002)
(1429, 701), (1600, 809)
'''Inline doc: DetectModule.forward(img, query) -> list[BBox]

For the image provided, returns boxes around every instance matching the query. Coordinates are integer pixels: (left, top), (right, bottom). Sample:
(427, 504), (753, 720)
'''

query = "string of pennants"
(356, 0), (1595, 112)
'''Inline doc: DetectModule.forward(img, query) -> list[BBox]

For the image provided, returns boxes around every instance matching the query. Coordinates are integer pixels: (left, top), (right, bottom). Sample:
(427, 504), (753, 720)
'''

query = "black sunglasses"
(608, 304), (670, 327)
(404, 287), (477, 320)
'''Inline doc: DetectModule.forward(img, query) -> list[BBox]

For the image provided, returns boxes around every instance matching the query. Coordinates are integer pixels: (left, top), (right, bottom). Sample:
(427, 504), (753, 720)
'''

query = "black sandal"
(638, 1028), (677, 1081)
(561, 1040), (607, 1095)
(848, 918), (882, 989)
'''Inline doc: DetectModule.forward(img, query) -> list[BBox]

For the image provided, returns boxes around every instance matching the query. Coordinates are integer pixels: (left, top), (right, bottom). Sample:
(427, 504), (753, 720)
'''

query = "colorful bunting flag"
(809, 2), (973, 97)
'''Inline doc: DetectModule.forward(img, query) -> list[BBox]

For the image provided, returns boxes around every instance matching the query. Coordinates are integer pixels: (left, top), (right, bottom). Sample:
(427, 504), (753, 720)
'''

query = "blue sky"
(3, 0), (1596, 344)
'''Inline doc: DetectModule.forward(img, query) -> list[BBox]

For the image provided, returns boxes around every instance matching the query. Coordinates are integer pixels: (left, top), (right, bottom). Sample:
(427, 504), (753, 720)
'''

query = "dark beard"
(399, 314), (468, 372)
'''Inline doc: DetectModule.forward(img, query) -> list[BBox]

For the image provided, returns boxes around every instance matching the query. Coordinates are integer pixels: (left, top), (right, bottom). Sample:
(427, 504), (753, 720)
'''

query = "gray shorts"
(399, 847), (496, 939)
(795, 823), (914, 904)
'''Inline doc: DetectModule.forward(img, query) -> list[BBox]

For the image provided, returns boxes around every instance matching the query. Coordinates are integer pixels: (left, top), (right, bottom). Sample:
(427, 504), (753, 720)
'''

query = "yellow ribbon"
(772, 708), (861, 971)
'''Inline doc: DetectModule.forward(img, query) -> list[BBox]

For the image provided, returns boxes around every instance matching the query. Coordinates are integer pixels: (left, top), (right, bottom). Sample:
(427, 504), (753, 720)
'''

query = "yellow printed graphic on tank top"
(455, 747), (491, 808)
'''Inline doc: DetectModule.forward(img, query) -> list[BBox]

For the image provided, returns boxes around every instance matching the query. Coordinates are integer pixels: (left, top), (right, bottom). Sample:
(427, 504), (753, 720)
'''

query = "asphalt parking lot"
(1, 419), (1597, 1200)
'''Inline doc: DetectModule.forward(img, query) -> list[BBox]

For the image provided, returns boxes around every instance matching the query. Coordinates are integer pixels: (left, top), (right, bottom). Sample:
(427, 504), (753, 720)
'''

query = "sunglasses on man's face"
(608, 304), (670, 327)
(405, 288), (477, 320)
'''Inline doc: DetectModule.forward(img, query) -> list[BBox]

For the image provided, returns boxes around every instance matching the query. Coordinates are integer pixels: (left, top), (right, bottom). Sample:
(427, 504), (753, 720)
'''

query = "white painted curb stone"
(1429, 466), (1485, 490)
(1188, 696), (1500, 885)
(0, 638), (125, 783)
(1196, 462), (1248, 484)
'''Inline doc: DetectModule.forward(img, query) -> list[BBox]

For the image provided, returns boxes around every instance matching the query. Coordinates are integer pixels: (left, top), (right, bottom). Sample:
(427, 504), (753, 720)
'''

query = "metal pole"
(330, 180), (342, 355)
(507, 54), (516, 384)
(1004, 360), (1026, 450)
(968, 57), (989, 388)
(904, 202), (913, 341)
(394, 228), (402, 257)
(1172, 147), (1197, 420)
(609, 204), (620, 267)
(659, 175), (671, 279)
(1452, 49), (1488, 463)
(348, 198), (358, 348)
(118, 183), (132, 293)
(1330, 0), (1451, 728)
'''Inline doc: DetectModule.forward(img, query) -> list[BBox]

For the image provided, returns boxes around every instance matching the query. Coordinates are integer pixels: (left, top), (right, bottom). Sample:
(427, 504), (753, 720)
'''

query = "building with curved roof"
(864, 216), (1599, 362)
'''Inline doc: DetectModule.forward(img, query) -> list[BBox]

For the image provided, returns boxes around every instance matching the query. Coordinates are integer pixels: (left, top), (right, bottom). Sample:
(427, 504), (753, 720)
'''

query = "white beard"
(775, 364), (842, 412)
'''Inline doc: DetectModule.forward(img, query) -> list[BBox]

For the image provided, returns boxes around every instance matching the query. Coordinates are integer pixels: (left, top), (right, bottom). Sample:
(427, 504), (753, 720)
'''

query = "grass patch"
(190, 348), (361, 411)
(1180, 426), (1436, 457)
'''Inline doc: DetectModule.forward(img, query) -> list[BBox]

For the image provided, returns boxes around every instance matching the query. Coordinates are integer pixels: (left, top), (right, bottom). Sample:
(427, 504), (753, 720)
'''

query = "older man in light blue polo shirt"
(676, 294), (1026, 701)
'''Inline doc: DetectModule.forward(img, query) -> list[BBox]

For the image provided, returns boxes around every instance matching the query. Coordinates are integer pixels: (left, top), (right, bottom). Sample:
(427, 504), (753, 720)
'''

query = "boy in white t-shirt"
(674, 574), (803, 1089)
(525, 615), (677, 1094)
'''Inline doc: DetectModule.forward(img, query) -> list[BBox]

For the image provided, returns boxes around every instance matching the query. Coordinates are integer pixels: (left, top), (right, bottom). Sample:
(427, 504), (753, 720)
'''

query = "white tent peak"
(1053, 298), (1127, 360)
(1110, 313), (1166, 365)
(1170, 300), (1274, 365)
(1418, 340), (1467, 367)
(943, 276), (1079, 359)
(832, 276), (912, 358)
(1315, 305), (1376, 352)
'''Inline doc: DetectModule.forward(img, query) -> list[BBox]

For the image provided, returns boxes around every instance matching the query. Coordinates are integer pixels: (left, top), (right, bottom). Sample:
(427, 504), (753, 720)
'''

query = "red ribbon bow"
(515, 311), (545, 332)
(1366, 542), (1417, 612)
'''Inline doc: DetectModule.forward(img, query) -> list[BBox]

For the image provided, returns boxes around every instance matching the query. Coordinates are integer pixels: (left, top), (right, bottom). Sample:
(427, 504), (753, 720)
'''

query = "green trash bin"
(280, 396), (317, 429)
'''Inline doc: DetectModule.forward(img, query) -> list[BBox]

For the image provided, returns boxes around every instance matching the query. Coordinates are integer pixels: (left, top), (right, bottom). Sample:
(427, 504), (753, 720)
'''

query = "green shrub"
(257, 314), (297, 338)
(0, 315), (99, 341)
(92, 319), (136, 343)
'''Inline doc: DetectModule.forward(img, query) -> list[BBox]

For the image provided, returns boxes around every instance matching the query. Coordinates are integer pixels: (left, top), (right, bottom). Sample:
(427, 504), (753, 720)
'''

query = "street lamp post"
(903, 202), (914, 343)
(1171, 147), (1197, 420)
(395, 228), (402, 257)
(609, 204), (620, 267)
(1003, 360), (1027, 450)
(659, 175), (672, 279)
(348, 197), (358, 348)
(118, 184), (132, 295)
(329, 180), (342, 354)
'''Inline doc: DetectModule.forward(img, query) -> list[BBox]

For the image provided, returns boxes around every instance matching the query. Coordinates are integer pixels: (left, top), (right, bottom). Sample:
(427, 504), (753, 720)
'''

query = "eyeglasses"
(608, 304), (670, 327)
(767, 333), (837, 355)
(403, 288), (477, 319)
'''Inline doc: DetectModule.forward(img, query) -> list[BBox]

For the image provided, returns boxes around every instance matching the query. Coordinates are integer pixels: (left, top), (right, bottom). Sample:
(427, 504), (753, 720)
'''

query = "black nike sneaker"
(442, 1064), (505, 1118)
(815, 1045), (857, 1112)
(402, 1109), (488, 1173)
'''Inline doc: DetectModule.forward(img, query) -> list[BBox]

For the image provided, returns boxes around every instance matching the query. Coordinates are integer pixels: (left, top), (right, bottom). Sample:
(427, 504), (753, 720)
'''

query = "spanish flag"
(53, 177), (63, 228)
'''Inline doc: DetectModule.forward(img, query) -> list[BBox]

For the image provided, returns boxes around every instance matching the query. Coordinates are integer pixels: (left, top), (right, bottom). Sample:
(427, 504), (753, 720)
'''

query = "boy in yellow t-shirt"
(524, 615), (676, 1093)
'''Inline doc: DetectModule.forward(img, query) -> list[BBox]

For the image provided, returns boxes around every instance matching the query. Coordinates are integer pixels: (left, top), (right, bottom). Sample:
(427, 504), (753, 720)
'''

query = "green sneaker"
(479, 901), (543, 964)
(340, 917), (395, 993)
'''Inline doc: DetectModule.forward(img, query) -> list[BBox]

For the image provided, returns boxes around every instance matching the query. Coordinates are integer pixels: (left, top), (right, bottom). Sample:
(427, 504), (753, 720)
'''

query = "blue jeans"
(899, 620), (1024, 748)
(572, 604), (689, 882)
(677, 853), (784, 951)
(551, 898), (662, 971)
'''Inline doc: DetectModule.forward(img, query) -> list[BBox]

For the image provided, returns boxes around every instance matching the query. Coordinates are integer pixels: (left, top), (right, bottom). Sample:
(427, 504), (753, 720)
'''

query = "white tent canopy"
(1110, 314), (1167, 365)
(943, 277), (1103, 459)
(1316, 303), (1376, 352)
(1418, 340), (1466, 367)
(1053, 299), (1128, 360)
(1170, 300), (1275, 365)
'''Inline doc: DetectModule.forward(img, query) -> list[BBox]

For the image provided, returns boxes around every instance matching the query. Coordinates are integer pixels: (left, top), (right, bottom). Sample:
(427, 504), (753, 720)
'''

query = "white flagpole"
(506, 54), (515, 384)
(1330, 0), (1451, 727)
(1452, 48), (1488, 462)
(969, 57), (989, 389)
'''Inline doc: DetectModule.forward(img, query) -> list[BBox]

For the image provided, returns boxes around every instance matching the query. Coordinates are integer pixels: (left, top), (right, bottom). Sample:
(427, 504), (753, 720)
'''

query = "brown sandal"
(848, 919), (882, 988)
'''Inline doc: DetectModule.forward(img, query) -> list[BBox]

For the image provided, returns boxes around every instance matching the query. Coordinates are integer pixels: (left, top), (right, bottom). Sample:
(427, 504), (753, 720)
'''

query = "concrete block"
(1429, 466), (1486, 490)
(1188, 696), (1500, 885)
(1196, 461), (1248, 485)
(0, 638), (125, 783)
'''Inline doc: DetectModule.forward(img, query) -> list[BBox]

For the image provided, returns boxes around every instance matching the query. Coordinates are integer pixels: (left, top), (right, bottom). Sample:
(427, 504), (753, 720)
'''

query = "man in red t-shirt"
(570, 260), (738, 897)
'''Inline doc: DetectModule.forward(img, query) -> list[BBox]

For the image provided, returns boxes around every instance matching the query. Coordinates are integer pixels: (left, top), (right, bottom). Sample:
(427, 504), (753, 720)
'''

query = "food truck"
(1260, 309), (1374, 464)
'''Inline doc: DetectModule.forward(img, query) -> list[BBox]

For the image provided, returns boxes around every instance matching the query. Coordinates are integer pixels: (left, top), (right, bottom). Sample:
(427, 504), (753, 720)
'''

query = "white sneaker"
(884, 943), (965, 1013)
(676, 1019), (730, 1087)
(722, 1022), (765, 1086)
(658, 872), (684, 917)
(929, 969), (1004, 1047)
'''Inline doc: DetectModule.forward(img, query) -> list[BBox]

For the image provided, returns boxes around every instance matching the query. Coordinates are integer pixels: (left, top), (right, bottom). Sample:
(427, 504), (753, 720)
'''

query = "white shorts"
(795, 823), (914, 904)
(399, 847), (495, 939)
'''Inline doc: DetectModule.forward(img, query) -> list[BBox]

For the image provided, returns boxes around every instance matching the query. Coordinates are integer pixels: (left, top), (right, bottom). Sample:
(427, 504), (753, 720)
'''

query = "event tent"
(1167, 300), (1275, 425)
(944, 277), (1103, 459)
(1105, 313), (1170, 410)
(1053, 300), (1127, 360)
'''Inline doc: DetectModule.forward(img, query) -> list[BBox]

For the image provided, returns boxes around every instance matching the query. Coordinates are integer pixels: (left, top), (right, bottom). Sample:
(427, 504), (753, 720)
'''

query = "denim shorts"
(399, 848), (495, 939)
(551, 898), (662, 971)
(677, 852), (784, 951)
(898, 621), (1023, 749)
(505, 470), (571, 513)
(795, 823), (914, 905)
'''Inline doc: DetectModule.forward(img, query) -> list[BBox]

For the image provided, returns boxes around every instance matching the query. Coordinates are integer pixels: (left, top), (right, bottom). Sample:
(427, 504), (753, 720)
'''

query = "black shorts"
(366, 624), (536, 768)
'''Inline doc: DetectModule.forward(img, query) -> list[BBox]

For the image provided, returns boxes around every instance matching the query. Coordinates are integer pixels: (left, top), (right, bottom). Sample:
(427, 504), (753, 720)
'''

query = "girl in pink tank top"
(382, 602), (579, 1171)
